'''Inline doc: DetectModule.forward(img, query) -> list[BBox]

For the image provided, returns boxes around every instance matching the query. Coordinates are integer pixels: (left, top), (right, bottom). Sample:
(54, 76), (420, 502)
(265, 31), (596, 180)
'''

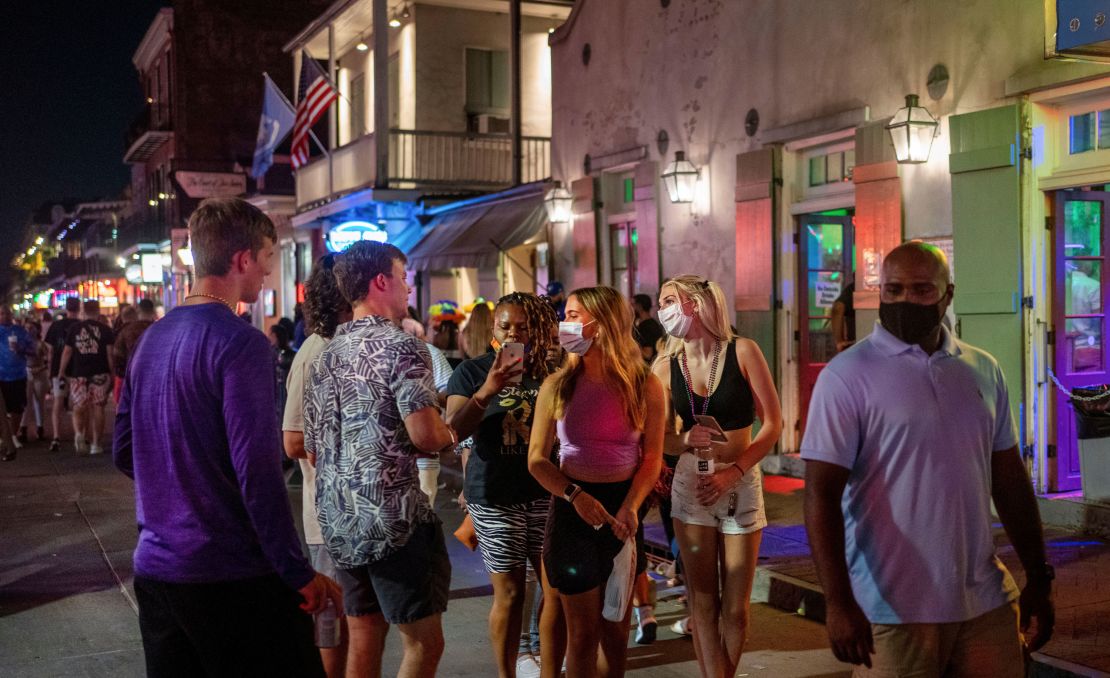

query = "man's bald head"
(882, 241), (951, 290)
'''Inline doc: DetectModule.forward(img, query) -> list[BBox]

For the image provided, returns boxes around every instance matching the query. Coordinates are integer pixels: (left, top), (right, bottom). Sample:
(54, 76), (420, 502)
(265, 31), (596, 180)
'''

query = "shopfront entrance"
(798, 209), (854, 435)
(1053, 189), (1110, 491)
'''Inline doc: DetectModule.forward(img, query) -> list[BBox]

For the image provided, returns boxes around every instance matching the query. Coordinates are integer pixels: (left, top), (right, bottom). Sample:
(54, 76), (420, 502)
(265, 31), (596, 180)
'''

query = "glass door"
(610, 220), (638, 299)
(1053, 191), (1110, 492)
(798, 212), (854, 436)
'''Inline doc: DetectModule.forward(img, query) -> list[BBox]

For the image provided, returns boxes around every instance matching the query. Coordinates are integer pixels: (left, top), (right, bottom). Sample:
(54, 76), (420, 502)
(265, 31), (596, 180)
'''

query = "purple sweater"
(113, 303), (313, 590)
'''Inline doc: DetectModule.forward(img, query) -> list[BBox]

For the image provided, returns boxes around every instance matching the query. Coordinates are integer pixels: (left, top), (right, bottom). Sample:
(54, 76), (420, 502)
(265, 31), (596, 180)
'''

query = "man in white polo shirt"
(802, 242), (1054, 675)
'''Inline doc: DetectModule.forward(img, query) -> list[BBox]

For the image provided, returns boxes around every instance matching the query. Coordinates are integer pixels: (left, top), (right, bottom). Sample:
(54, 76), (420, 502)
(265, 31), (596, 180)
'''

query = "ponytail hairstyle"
(494, 291), (559, 382)
(657, 275), (736, 361)
(549, 286), (649, 431)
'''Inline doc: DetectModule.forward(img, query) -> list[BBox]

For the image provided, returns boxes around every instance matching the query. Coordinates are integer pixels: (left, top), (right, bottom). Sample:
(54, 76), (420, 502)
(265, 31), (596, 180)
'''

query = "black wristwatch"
(563, 483), (581, 503)
(1027, 562), (1055, 586)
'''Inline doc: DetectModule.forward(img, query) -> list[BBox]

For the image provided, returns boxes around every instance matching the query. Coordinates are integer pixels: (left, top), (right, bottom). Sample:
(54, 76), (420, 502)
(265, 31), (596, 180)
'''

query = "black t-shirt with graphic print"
(448, 351), (546, 506)
(64, 320), (115, 378)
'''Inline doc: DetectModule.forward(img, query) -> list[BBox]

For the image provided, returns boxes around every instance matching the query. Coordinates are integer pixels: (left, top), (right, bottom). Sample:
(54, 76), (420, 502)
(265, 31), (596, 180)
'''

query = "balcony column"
(328, 24), (337, 197)
(373, 0), (389, 188)
(510, 0), (522, 186)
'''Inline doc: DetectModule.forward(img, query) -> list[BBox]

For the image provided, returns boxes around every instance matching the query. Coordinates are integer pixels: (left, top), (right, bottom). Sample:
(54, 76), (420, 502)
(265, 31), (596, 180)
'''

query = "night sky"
(0, 1), (166, 272)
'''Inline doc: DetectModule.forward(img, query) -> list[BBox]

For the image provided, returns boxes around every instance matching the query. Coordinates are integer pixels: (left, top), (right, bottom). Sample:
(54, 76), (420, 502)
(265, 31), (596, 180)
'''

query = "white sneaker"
(88, 444), (103, 456)
(10, 435), (22, 449)
(670, 616), (693, 637)
(516, 653), (541, 678)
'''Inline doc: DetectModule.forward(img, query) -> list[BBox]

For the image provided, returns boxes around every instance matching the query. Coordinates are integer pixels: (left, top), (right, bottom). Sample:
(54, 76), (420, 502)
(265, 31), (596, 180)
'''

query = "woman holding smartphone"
(446, 292), (560, 678)
(652, 275), (782, 678)
(528, 286), (665, 678)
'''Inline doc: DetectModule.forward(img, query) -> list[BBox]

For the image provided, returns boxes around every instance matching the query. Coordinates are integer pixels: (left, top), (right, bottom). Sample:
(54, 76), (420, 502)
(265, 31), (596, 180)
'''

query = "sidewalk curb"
(750, 564), (1107, 678)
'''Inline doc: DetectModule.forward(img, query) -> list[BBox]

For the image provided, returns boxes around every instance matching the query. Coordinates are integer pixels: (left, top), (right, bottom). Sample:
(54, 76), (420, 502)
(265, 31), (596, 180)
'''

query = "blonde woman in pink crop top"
(527, 286), (666, 678)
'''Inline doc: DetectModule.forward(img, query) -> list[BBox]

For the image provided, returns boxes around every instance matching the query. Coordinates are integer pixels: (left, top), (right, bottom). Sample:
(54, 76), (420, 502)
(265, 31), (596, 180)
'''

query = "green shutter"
(949, 104), (1023, 411)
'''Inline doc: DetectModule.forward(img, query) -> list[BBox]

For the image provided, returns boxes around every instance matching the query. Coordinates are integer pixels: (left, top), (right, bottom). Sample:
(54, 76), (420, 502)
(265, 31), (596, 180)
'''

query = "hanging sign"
(175, 171), (247, 199)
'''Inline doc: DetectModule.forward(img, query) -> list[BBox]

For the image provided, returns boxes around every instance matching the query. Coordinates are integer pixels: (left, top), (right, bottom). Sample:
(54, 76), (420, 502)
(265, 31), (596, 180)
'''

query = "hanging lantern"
(661, 151), (699, 203)
(543, 181), (573, 224)
(886, 94), (939, 164)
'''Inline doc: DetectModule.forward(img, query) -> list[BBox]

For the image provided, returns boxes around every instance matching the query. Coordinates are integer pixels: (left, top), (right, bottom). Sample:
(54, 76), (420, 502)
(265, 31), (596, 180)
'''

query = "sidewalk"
(641, 474), (1110, 678)
(2, 442), (851, 677)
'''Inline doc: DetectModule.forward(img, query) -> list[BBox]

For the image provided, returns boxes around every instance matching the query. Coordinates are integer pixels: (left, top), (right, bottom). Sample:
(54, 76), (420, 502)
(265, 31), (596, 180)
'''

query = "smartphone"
(501, 342), (525, 384)
(693, 415), (729, 444)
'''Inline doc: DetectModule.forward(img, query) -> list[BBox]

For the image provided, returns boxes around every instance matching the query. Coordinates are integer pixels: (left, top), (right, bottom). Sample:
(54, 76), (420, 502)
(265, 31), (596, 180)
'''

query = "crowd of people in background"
(0, 195), (1050, 678)
(0, 295), (156, 461)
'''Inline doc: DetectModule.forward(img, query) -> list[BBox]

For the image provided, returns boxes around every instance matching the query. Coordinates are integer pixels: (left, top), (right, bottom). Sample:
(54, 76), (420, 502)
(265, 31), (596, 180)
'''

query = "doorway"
(1052, 190), (1110, 492)
(798, 210), (854, 436)
(609, 219), (638, 300)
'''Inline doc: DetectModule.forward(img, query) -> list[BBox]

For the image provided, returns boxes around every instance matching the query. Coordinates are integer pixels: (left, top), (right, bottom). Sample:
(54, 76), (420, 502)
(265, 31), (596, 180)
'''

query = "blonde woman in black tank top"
(652, 276), (783, 678)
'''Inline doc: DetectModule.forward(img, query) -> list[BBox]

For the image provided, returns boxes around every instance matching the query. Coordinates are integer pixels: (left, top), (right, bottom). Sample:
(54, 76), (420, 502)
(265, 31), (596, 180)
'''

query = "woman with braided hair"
(446, 291), (560, 677)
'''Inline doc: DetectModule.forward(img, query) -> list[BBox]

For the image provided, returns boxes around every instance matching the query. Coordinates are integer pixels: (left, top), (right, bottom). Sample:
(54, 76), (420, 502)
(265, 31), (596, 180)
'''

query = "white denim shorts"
(670, 453), (766, 535)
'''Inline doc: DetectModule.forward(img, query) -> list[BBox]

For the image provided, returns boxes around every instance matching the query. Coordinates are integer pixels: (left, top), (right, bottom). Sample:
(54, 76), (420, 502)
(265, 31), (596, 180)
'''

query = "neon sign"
(326, 221), (388, 253)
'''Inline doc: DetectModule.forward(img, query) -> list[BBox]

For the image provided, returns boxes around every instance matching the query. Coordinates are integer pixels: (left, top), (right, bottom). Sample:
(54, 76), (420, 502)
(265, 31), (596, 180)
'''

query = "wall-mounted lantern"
(886, 94), (939, 164)
(543, 181), (573, 224)
(661, 151), (699, 203)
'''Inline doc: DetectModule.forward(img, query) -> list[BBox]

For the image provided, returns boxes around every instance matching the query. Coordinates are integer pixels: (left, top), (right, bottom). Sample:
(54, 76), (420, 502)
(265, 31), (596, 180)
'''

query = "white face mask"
(558, 320), (595, 355)
(658, 302), (693, 339)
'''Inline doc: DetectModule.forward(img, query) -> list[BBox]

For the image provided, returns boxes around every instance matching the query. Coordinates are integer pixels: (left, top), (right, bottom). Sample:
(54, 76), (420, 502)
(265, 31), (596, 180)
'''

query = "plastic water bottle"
(314, 598), (340, 648)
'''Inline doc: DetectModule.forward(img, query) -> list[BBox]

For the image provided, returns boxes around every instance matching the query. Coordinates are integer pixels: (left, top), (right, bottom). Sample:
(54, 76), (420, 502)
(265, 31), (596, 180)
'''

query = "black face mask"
(879, 301), (942, 345)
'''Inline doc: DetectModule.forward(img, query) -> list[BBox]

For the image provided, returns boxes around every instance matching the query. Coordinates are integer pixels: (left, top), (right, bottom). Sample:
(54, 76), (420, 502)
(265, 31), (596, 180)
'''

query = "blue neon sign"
(326, 220), (389, 253)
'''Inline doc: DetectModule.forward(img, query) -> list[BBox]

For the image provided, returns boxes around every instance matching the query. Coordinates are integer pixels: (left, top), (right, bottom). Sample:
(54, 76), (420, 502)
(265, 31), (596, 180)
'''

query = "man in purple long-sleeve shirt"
(114, 198), (341, 678)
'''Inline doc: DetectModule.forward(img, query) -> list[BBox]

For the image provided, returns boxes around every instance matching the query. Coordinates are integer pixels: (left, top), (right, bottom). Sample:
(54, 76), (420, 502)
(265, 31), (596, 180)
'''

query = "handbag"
(453, 512), (478, 551)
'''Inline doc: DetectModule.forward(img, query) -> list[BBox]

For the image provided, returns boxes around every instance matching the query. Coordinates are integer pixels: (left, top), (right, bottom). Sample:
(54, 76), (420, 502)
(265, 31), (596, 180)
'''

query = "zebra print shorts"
(467, 498), (551, 573)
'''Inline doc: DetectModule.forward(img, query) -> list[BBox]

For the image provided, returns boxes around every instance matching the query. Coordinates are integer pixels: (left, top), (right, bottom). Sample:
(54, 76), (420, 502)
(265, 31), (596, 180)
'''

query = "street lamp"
(886, 94), (938, 164)
(544, 181), (573, 224)
(661, 151), (699, 203)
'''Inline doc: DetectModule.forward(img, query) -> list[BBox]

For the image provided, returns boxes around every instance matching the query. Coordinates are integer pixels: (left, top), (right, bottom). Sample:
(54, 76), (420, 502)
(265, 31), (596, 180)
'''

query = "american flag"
(291, 53), (338, 169)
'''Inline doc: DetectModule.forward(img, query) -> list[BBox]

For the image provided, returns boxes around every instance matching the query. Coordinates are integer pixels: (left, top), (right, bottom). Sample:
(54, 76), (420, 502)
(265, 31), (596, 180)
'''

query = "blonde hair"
(549, 286), (649, 431)
(657, 275), (736, 361)
(460, 302), (494, 358)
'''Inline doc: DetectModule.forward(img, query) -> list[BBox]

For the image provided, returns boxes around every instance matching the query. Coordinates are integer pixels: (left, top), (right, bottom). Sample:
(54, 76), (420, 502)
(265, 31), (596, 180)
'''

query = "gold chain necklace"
(185, 293), (235, 309)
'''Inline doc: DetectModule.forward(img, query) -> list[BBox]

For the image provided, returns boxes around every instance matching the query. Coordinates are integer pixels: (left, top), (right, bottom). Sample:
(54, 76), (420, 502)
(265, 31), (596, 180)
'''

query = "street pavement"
(0, 440), (850, 677)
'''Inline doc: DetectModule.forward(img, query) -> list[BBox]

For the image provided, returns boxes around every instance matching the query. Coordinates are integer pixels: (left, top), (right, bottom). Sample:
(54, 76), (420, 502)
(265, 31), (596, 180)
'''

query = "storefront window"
(1070, 112), (1096, 154)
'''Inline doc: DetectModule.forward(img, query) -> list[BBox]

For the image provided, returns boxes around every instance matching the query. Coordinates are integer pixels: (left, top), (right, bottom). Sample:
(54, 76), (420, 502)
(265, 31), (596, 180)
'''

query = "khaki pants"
(854, 601), (1023, 678)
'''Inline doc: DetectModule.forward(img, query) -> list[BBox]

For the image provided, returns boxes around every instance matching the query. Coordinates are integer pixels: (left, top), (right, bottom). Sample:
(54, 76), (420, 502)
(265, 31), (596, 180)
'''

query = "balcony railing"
(295, 130), (551, 208)
(389, 130), (550, 188)
(124, 104), (173, 164)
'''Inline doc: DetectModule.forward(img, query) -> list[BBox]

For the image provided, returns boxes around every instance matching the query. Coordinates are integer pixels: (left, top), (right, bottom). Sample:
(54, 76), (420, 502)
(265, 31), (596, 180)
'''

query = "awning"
(406, 185), (547, 271)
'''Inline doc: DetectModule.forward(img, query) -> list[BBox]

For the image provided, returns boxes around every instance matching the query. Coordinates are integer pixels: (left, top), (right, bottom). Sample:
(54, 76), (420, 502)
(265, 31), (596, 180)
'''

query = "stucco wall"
(550, 0), (1046, 308)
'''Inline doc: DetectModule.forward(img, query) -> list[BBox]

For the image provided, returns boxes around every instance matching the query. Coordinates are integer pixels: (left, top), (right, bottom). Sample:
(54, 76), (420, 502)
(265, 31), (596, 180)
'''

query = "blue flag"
(250, 75), (297, 179)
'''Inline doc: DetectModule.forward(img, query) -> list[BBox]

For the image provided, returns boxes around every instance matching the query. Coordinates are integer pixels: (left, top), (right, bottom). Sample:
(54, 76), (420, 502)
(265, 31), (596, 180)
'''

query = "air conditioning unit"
(475, 114), (510, 135)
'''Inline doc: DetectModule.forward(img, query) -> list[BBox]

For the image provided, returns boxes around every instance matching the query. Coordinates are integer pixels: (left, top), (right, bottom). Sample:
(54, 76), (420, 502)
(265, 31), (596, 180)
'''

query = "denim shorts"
(335, 520), (451, 624)
(670, 453), (766, 534)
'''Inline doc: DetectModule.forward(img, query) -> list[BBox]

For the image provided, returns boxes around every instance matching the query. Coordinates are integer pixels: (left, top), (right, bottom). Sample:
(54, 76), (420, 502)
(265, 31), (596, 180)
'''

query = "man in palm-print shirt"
(304, 241), (456, 678)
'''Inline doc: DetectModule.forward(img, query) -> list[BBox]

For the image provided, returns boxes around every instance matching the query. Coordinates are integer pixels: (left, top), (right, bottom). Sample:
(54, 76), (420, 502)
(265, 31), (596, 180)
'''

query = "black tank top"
(670, 340), (755, 432)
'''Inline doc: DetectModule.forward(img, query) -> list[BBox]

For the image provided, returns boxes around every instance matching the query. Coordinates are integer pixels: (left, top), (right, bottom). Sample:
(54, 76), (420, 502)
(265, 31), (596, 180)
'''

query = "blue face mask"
(558, 320), (595, 355)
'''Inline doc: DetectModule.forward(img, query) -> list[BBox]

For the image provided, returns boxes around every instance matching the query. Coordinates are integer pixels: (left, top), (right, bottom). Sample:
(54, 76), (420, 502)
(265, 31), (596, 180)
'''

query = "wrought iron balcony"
(124, 104), (173, 164)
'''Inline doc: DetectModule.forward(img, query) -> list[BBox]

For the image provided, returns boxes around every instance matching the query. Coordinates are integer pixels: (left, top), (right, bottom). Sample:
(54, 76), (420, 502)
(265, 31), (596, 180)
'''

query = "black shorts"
(134, 573), (324, 678)
(0, 379), (27, 414)
(543, 478), (646, 596)
(335, 519), (451, 624)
